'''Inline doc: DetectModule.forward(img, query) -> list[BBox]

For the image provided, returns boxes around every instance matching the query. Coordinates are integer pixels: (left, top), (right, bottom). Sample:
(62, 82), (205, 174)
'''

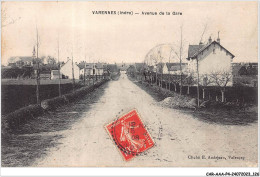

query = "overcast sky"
(1, 1), (258, 65)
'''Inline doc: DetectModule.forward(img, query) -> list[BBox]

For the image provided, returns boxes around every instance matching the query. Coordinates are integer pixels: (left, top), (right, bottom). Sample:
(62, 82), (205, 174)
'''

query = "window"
(226, 51), (228, 56)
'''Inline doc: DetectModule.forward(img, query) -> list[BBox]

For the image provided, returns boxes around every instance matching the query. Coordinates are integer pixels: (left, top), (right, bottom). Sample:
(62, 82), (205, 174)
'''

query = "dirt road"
(34, 72), (258, 167)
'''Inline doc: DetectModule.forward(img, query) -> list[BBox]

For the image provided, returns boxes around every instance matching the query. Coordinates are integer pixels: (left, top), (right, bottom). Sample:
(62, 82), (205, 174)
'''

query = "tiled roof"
(187, 41), (235, 60)
(188, 45), (205, 59)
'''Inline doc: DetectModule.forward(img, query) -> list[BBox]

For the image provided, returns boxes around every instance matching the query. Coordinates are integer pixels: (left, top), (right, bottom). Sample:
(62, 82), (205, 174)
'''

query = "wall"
(188, 43), (233, 86)
(60, 60), (80, 79)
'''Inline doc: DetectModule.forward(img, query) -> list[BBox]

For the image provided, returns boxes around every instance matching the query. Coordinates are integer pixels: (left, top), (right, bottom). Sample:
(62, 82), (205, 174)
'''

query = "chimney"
(208, 36), (212, 44)
(217, 31), (220, 44)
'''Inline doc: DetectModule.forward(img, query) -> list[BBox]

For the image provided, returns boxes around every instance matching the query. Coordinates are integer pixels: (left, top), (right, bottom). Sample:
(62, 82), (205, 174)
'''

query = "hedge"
(2, 104), (44, 129)
(2, 79), (109, 130)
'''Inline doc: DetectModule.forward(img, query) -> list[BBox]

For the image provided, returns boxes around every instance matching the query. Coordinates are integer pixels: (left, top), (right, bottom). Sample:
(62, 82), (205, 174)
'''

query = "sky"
(1, 1), (258, 65)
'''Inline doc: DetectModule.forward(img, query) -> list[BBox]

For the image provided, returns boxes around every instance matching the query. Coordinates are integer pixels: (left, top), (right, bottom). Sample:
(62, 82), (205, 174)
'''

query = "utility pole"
(57, 35), (62, 97)
(160, 50), (163, 88)
(35, 26), (40, 104)
(196, 24), (207, 107)
(196, 56), (200, 106)
(179, 25), (183, 95)
(71, 49), (75, 92)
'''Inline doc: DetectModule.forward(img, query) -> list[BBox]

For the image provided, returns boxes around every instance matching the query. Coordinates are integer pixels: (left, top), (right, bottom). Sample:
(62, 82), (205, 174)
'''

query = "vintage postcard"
(1, 1), (258, 169)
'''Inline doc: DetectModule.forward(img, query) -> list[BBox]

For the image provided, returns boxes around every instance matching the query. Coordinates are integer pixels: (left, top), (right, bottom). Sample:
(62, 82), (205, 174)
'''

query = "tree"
(171, 75), (180, 92)
(194, 23), (208, 107)
(35, 25), (41, 104)
(174, 25), (184, 95)
(210, 70), (232, 102)
(184, 72), (195, 95)
(201, 74), (213, 100)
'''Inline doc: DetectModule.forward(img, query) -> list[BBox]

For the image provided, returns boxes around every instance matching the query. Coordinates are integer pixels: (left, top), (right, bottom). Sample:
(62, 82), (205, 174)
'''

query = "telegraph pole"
(179, 26), (183, 95)
(71, 50), (75, 92)
(36, 26), (40, 104)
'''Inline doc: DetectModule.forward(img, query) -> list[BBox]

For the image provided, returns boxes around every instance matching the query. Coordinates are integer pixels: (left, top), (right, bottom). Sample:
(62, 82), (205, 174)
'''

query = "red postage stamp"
(105, 109), (154, 161)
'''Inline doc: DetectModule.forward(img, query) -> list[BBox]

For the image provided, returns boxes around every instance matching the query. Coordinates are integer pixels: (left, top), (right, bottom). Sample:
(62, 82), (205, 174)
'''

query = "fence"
(133, 73), (257, 104)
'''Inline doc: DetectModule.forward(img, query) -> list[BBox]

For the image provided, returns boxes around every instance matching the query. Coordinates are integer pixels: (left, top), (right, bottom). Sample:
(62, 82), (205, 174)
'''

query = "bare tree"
(167, 47), (174, 90)
(210, 70), (232, 102)
(57, 34), (62, 97)
(184, 72), (195, 95)
(174, 25), (184, 95)
(201, 74), (213, 100)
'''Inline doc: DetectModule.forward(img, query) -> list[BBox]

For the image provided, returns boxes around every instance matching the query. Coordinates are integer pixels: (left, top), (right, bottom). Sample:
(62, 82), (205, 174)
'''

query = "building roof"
(187, 41), (235, 60)
(95, 63), (104, 69)
(188, 45), (205, 59)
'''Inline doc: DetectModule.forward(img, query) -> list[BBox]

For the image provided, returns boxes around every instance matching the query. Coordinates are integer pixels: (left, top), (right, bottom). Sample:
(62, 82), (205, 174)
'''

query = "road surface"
(34, 72), (258, 167)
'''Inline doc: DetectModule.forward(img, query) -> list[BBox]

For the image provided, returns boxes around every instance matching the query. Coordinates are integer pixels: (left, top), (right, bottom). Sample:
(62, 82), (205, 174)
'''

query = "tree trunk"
(221, 90), (225, 102)
(174, 84), (177, 92)
(187, 86), (190, 95)
(202, 88), (205, 101)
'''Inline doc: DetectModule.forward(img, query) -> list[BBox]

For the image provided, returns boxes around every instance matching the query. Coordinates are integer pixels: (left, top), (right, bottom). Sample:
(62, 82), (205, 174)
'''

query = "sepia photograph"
(1, 1), (258, 170)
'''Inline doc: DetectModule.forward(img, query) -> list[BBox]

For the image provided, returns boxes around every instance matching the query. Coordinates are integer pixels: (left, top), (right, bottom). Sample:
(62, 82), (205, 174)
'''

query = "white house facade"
(60, 59), (81, 79)
(187, 37), (235, 86)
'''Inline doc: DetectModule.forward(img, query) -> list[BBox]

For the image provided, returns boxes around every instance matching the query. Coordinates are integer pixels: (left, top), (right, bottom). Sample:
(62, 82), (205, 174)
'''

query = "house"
(8, 56), (34, 67)
(95, 63), (104, 76)
(232, 62), (258, 87)
(40, 70), (51, 80)
(187, 36), (235, 86)
(162, 63), (188, 75)
(77, 62), (105, 78)
(60, 58), (81, 79)
(51, 70), (60, 80)
(104, 64), (119, 74)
